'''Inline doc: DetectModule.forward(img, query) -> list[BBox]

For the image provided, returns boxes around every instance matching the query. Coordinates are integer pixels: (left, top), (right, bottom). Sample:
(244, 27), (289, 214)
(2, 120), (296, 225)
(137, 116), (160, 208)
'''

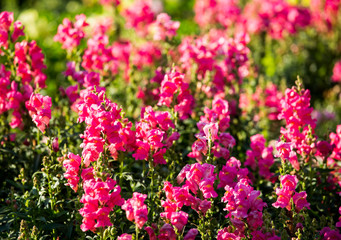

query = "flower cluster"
(63, 61), (103, 111)
(179, 31), (250, 91)
(82, 27), (118, 75)
(246, 134), (274, 179)
(77, 89), (135, 164)
(54, 14), (88, 51)
(272, 175), (310, 211)
(242, 0), (311, 39)
(0, 12), (24, 50)
(194, 0), (240, 28)
(218, 157), (249, 189)
(319, 227), (341, 240)
(189, 95), (235, 162)
(243, 83), (283, 121)
(327, 125), (341, 187)
(15, 40), (47, 89)
(222, 178), (267, 235)
(25, 93), (52, 133)
(146, 223), (198, 240)
(63, 153), (81, 192)
(217, 228), (241, 240)
(278, 84), (316, 166)
(79, 169), (124, 232)
(0, 12), (49, 133)
(133, 106), (178, 165)
(122, 192), (148, 229)
(157, 69), (194, 119)
(310, 0), (341, 32)
(149, 13), (180, 41)
(122, 0), (155, 37)
(159, 163), (218, 231)
(276, 141), (300, 171)
(132, 42), (162, 70)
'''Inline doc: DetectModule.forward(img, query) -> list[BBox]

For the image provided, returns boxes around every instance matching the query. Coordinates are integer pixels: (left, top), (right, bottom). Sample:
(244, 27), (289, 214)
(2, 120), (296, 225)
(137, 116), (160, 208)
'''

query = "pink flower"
(145, 226), (157, 240)
(199, 177), (218, 199)
(320, 227), (341, 240)
(121, 192), (148, 229)
(203, 122), (219, 142)
(331, 61), (341, 82)
(276, 141), (294, 160)
(52, 137), (59, 152)
(0, 11), (14, 30)
(272, 188), (291, 210)
(217, 228), (241, 240)
(158, 224), (176, 240)
(132, 141), (150, 160)
(153, 148), (167, 165)
(316, 140), (333, 157)
(280, 174), (298, 193)
(293, 191), (310, 211)
(158, 69), (194, 119)
(54, 14), (88, 51)
(184, 228), (199, 240)
(25, 93), (52, 133)
(122, 0), (155, 36)
(222, 178), (266, 231)
(194, 0), (240, 28)
(170, 211), (188, 231)
(79, 176), (124, 232)
(117, 233), (132, 240)
(63, 153), (81, 192)
(218, 157), (249, 189)
(12, 21), (25, 42)
(273, 174), (310, 212)
(149, 13), (180, 41)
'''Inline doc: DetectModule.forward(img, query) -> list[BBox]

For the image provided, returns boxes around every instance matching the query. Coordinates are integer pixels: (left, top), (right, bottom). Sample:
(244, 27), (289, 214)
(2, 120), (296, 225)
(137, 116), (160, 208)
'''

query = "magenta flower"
(25, 93), (52, 133)
(54, 14), (88, 51)
(158, 69), (194, 119)
(273, 174), (310, 212)
(184, 228), (198, 240)
(203, 122), (219, 142)
(280, 174), (298, 193)
(158, 223), (176, 240)
(199, 177), (218, 198)
(222, 178), (266, 232)
(132, 141), (150, 160)
(320, 227), (341, 240)
(117, 233), (132, 240)
(63, 153), (81, 192)
(293, 191), (310, 211)
(272, 188), (291, 210)
(149, 13), (180, 41)
(217, 228), (241, 240)
(170, 211), (188, 231)
(122, 192), (148, 229)
(79, 175), (124, 232)
(332, 61), (341, 82)
(122, 0), (155, 36)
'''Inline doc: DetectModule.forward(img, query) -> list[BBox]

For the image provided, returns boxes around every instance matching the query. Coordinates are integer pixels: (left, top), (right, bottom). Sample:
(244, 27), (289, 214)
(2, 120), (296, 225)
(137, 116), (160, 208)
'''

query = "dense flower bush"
(1, 0), (341, 239)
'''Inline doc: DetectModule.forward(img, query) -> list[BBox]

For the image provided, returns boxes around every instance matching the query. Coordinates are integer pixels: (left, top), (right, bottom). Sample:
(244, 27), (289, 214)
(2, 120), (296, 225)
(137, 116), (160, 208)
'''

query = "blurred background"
(0, 0), (196, 97)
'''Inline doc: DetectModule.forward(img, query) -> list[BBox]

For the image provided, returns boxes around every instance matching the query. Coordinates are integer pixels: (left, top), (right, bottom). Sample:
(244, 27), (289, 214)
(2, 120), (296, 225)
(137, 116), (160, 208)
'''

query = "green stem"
(119, 153), (124, 186)
(149, 158), (155, 220)
(135, 224), (139, 240)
